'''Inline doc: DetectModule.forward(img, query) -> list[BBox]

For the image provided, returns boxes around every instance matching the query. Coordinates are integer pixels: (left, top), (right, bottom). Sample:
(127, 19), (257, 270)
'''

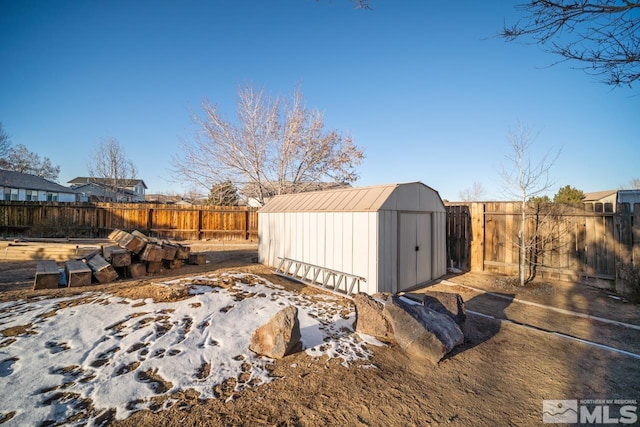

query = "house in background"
(582, 190), (618, 206)
(583, 189), (640, 212)
(145, 194), (200, 205)
(618, 189), (640, 212)
(0, 169), (78, 202)
(68, 177), (147, 202)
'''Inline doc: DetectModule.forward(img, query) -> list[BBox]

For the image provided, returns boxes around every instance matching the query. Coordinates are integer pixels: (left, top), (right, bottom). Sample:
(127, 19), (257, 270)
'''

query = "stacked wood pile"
(33, 229), (206, 290)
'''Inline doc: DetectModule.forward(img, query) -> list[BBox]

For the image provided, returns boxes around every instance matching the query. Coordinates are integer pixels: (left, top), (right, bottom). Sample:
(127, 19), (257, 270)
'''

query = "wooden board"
(33, 260), (60, 290)
(1, 243), (100, 262)
(161, 243), (178, 260)
(163, 259), (182, 270)
(131, 230), (150, 243)
(175, 245), (191, 260)
(65, 260), (92, 287)
(102, 244), (120, 260)
(86, 254), (119, 283)
(127, 263), (147, 278)
(147, 261), (163, 273)
(103, 244), (131, 267)
(188, 253), (206, 265)
(125, 234), (146, 254)
(140, 244), (164, 262)
(111, 250), (131, 267)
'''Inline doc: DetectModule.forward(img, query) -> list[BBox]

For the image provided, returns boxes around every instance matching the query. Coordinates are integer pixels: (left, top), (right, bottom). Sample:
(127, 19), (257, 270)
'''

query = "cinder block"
(34, 260), (60, 290)
(161, 243), (178, 260)
(65, 260), (92, 287)
(127, 263), (147, 278)
(140, 244), (164, 262)
(87, 254), (119, 284)
(175, 245), (191, 260)
(188, 253), (206, 265)
(163, 259), (183, 270)
(147, 261), (163, 274)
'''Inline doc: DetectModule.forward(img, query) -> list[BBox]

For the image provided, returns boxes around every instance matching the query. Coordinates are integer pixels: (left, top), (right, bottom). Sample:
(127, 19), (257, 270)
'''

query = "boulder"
(382, 296), (464, 364)
(404, 291), (466, 325)
(352, 293), (393, 342)
(250, 306), (301, 359)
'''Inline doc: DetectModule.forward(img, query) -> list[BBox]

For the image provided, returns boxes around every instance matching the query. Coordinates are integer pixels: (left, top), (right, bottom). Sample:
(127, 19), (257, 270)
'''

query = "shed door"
(398, 213), (432, 291)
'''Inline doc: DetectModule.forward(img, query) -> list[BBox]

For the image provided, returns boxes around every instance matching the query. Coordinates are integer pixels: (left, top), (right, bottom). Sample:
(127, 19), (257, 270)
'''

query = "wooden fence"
(446, 202), (640, 292)
(0, 202), (259, 241)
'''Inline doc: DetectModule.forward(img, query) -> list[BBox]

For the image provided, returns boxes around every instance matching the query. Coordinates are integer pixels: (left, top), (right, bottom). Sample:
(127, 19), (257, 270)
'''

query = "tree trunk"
(520, 199), (526, 286)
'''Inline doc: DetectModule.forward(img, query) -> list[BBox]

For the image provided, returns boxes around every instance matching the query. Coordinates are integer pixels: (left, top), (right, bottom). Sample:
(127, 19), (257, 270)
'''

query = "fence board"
(446, 201), (637, 290)
(470, 203), (484, 272)
(0, 202), (258, 241)
(634, 203), (640, 269)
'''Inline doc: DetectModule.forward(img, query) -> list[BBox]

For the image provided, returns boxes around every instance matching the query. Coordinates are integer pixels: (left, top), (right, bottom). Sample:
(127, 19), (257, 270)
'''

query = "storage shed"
(258, 182), (447, 295)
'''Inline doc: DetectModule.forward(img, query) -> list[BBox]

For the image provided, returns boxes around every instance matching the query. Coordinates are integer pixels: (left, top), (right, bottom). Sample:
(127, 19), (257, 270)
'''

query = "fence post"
(634, 203), (640, 269)
(615, 203), (632, 294)
(470, 202), (485, 272)
(147, 208), (154, 236)
(245, 210), (250, 240)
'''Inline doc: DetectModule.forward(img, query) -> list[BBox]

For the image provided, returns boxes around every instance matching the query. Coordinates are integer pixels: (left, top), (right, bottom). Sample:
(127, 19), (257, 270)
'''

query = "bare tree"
(0, 122), (10, 167)
(458, 181), (487, 201)
(350, 0), (371, 8)
(628, 178), (640, 189)
(87, 137), (138, 202)
(498, 123), (561, 286)
(316, 0), (371, 9)
(174, 85), (364, 206)
(501, 1), (640, 87)
(2, 144), (60, 181)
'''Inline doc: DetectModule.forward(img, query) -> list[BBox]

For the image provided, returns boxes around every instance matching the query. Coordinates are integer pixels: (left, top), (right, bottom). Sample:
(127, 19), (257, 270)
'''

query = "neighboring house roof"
(0, 169), (77, 194)
(259, 182), (444, 213)
(146, 194), (181, 203)
(73, 182), (136, 197)
(68, 177), (148, 189)
(582, 190), (618, 202)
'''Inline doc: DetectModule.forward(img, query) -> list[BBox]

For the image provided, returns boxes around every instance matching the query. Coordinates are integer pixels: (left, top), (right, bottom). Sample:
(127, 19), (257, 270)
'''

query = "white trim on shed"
(258, 182), (446, 295)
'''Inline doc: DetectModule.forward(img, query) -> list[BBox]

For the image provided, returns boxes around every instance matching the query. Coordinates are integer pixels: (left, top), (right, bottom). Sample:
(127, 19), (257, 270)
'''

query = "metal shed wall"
(258, 182), (446, 294)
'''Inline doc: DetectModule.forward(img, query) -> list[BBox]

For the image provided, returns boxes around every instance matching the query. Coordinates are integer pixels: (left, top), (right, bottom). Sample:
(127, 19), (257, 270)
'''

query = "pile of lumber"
(33, 229), (206, 290)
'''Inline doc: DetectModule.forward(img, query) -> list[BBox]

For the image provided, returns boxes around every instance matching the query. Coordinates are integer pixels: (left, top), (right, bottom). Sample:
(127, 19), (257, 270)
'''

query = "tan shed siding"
(352, 212), (375, 294)
(259, 210), (377, 294)
(315, 212), (326, 269)
(343, 213), (354, 275)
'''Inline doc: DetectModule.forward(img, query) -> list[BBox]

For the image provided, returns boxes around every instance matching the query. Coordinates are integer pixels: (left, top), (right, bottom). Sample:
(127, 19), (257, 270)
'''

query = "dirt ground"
(1, 241), (639, 426)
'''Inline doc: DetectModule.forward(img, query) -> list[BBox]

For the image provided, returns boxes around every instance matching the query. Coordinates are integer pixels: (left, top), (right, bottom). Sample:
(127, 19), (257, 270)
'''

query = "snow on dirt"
(0, 272), (380, 426)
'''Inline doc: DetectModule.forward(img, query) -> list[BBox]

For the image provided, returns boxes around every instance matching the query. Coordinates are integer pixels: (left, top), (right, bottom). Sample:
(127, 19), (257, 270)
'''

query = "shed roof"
(259, 182), (444, 213)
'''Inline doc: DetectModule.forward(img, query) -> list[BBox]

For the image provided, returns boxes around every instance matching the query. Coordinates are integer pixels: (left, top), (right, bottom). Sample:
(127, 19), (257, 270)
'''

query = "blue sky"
(1, 0), (638, 201)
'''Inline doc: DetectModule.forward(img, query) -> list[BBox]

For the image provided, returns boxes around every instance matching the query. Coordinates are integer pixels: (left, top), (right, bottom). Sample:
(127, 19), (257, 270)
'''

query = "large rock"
(382, 296), (464, 364)
(352, 293), (393, 342)
(250, 306), (301, 359)
(404, 291), (466, 325)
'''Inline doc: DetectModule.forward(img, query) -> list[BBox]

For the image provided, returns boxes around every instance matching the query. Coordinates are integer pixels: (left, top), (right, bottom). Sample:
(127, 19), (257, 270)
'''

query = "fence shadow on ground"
(445, 292), (515, 359)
